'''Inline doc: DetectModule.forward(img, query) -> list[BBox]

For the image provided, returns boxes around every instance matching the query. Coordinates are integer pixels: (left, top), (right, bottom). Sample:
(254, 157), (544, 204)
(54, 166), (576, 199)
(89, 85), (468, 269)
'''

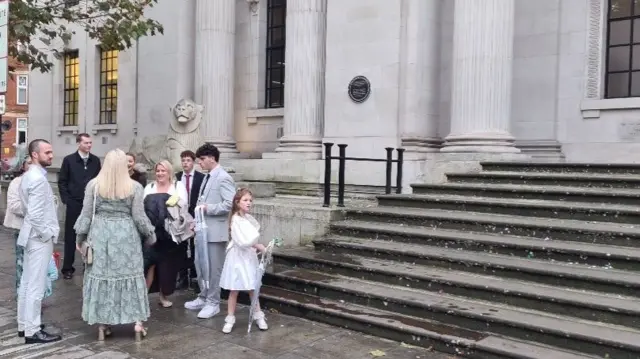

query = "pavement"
(0, 229), (453, 359)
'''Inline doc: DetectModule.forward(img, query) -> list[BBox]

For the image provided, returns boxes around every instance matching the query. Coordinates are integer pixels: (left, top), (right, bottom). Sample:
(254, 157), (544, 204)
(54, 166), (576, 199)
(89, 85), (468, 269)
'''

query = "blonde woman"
(143, 160), (188, 308)
(73, 149), (156, 341)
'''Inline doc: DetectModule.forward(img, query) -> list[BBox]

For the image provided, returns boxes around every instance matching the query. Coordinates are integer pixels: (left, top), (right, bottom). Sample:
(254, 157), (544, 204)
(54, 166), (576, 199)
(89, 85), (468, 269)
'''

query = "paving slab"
(0, 228), (451, 359)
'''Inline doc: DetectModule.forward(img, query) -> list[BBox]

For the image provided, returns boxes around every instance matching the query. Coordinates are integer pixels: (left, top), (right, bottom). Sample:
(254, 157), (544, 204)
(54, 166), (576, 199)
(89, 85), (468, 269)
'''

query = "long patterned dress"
(74, 182), (155, 325)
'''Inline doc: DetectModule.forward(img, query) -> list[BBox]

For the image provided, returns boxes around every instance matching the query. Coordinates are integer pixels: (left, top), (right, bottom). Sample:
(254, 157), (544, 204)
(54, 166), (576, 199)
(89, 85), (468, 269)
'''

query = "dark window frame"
(99, 47), (118, 125)
(265, 0), (286, 108)
(63, 50), (79, 127)
(605, 0), (640, 98)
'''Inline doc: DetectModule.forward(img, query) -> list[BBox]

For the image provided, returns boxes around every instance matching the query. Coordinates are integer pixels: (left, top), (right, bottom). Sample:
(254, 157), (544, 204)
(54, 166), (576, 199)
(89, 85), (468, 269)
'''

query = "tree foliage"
(8, 0), (164, 73)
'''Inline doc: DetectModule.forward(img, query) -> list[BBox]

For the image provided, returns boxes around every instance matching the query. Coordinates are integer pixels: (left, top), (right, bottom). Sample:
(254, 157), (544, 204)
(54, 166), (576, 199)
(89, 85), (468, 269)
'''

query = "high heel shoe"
(97, 325), (112, 341)
(134, 322), (147, 342)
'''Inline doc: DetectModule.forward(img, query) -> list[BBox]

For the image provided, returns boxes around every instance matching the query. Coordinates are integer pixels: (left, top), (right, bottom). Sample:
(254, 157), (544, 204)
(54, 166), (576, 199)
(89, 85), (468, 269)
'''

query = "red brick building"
(1, 57), (29, 159)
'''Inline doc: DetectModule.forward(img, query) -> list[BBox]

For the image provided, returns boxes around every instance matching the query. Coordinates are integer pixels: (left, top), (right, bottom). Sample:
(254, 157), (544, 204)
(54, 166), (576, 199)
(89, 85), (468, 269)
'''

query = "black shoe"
(63, 272), (73, 280)
(24, 329), (61, 344)
(18, 324), (45, 337)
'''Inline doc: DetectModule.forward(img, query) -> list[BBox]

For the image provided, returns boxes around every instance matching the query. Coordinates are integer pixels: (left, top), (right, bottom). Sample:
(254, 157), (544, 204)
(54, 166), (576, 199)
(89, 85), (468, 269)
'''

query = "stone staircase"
(258, 162), (640, 359)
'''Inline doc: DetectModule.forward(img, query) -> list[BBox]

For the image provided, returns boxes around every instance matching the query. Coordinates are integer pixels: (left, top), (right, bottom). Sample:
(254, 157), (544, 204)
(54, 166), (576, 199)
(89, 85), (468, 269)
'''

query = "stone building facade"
(25, 0), (640, 187)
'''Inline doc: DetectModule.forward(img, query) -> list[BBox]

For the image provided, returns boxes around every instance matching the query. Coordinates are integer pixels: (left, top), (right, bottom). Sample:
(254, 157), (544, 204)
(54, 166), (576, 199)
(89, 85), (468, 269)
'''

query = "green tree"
(8, 0), (164, 72)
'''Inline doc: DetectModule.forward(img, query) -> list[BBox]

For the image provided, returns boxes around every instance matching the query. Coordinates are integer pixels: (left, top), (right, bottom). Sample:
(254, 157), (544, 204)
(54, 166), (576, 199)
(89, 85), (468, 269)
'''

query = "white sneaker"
(184, 297), (205, 311)
(197, 305), (220, 319)
(253, 311), (268, 330)
(222, 315), (235, 334)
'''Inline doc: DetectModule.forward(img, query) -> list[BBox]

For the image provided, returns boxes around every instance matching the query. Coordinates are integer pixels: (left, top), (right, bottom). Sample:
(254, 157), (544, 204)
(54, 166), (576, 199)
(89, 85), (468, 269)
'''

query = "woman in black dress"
(142, 160), (188, 308)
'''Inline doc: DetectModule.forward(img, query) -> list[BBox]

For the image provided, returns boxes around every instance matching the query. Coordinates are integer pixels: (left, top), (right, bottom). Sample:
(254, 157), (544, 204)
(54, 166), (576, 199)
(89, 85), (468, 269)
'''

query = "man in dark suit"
(58, 133), (101, 279)
(175, 150), (205, 289)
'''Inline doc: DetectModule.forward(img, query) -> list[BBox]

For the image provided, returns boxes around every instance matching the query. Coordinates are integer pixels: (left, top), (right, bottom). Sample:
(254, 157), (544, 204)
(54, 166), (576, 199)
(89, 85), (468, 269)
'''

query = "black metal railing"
(323, 143), (404, 207)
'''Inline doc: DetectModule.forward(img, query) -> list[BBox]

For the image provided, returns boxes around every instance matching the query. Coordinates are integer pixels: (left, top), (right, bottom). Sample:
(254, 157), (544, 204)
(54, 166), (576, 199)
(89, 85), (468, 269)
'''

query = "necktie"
(200, 174), (210, 196)
(82, 157), (88, 170)
(185, 173), (191, 198)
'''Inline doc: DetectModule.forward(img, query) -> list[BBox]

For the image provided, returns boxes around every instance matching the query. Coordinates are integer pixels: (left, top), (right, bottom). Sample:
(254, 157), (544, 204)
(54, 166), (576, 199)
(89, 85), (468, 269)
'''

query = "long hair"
(154, 160), (175, 184)
(93, 149), (135, 200)
(228, 188), (253, 237)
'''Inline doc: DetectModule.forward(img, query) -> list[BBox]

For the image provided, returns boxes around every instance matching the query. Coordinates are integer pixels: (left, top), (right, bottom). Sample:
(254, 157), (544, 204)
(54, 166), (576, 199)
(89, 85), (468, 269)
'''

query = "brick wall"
(1, 57), (29, 160)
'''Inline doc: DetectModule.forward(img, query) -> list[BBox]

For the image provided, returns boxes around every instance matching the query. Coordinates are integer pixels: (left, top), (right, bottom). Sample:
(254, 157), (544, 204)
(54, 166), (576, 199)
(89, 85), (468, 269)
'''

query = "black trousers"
(62, 200), (83, 274)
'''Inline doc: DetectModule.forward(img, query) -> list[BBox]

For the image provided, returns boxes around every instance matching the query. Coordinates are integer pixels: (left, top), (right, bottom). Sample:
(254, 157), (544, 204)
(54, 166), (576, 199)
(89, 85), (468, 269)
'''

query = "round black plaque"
(348, 76), (371, 103)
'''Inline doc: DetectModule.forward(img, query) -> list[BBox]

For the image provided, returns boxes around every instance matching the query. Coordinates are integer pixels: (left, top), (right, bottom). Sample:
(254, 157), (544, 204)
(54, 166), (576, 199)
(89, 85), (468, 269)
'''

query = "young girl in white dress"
(219, 188), (268, 333)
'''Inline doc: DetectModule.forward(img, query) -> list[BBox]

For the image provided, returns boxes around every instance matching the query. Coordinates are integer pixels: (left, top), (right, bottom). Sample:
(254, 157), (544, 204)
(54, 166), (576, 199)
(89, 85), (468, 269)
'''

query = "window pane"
(268, 48), (285, 68)
(607, 72), (630, 97)
(18, 88), (27, 104)
(272, 7), (285, 25)
(611, 0), (633, 18)
(633, 45), (640, 69)
(270, 68), (284, 87)
(608, 45), (631, 71)
(635, 0), (640, 15)
(610, 20), (632, 45)
(632, 72), (640, 96)
(269, 27), (285, 47)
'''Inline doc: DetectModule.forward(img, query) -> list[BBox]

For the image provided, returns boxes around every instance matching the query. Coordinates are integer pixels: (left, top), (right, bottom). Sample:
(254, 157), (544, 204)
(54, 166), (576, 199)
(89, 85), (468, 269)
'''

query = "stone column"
(272, 0), (327, 159)
(194, 0), (238, 154)
(399, 0), (442, 157)
(441, 0), (520, 153)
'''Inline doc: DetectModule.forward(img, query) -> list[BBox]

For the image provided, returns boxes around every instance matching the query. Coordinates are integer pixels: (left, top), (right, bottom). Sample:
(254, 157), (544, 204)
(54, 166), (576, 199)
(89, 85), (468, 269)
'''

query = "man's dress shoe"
(24, 329), (62, 344)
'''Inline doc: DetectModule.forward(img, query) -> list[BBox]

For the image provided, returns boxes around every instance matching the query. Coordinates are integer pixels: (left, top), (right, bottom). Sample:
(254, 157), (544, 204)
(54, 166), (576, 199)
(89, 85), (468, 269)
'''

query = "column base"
(262, 136), (323, 159)
(401, 136), (443, 160)
(441, 132), (520, 153)
(516, 140), (565, 162)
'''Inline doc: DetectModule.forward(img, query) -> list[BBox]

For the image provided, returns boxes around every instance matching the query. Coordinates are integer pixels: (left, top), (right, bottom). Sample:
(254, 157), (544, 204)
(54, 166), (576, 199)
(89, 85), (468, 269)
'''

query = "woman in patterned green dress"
(74, 149), (156, 342)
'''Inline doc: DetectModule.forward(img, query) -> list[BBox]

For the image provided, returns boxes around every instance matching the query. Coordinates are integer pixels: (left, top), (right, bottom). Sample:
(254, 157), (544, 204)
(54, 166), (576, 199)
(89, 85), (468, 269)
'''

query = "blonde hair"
(154, 160), (175, 184)
(93, 149), (136, 199)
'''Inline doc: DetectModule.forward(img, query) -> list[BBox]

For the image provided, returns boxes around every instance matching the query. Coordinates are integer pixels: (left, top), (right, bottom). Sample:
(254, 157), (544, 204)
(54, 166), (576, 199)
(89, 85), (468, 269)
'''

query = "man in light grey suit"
(184, 143), (236, 319)
(17, 139), (62, 344)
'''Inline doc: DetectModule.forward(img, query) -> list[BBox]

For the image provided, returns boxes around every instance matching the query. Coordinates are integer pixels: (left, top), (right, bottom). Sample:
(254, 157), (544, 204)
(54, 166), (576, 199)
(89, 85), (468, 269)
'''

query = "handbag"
(80, 184), (98, 264)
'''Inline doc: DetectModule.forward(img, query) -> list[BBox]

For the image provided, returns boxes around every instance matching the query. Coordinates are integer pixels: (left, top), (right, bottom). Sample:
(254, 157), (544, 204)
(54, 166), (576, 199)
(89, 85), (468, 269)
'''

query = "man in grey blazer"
(184, 143), (236, 319)
(17, 139), (62, 343)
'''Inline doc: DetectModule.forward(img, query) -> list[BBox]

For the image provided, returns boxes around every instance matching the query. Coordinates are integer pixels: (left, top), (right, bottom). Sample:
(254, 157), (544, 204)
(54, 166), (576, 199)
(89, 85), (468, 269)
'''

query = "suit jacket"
(176, 170), (205, 216)
(17, 166), (60, 247)
(58, 152), (101, 204)
(196, 166), (236, 243)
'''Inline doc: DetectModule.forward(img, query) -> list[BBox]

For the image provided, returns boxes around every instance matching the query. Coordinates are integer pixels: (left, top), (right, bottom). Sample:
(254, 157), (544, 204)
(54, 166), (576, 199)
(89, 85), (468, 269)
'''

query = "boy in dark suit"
(175, 150), (205, 289)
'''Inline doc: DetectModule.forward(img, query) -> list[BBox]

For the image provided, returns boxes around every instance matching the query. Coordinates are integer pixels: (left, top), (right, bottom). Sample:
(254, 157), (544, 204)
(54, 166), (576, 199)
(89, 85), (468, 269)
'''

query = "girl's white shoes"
(222, 311), (269, 334)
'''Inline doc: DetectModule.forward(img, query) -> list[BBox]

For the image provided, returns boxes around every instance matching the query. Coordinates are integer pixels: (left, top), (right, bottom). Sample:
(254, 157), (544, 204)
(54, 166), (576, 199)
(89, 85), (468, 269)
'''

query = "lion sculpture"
(166, 98), (205, 171)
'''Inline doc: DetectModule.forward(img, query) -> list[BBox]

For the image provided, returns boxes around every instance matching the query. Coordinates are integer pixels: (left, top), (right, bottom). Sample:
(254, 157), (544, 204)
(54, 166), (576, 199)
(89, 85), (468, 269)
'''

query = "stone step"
(446, 171), (640, 188)
(271, 248), (640, 328)
(235, 181), (276, 198)
(345, 206), (640, 246)
(308, 237), (640, 296)
(410, 182), (640, 205)
(258, 285), (600, 359)
(480, 161), (640, 175)
(376, 193), (640, 224)
(329, 220), (640, 270)
(264, 267), (640, 358)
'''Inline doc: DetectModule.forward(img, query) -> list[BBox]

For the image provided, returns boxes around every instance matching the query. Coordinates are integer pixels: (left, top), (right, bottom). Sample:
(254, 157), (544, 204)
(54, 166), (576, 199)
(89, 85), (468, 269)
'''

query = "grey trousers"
(17, 239), (53, 336)
(197, 242), (226, 306)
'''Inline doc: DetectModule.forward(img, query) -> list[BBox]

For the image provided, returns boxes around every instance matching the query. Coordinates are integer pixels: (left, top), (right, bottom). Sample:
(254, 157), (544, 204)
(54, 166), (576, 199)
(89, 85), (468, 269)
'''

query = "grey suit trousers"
(197, 242), (227, 306)
(17, 239), (53, 336)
